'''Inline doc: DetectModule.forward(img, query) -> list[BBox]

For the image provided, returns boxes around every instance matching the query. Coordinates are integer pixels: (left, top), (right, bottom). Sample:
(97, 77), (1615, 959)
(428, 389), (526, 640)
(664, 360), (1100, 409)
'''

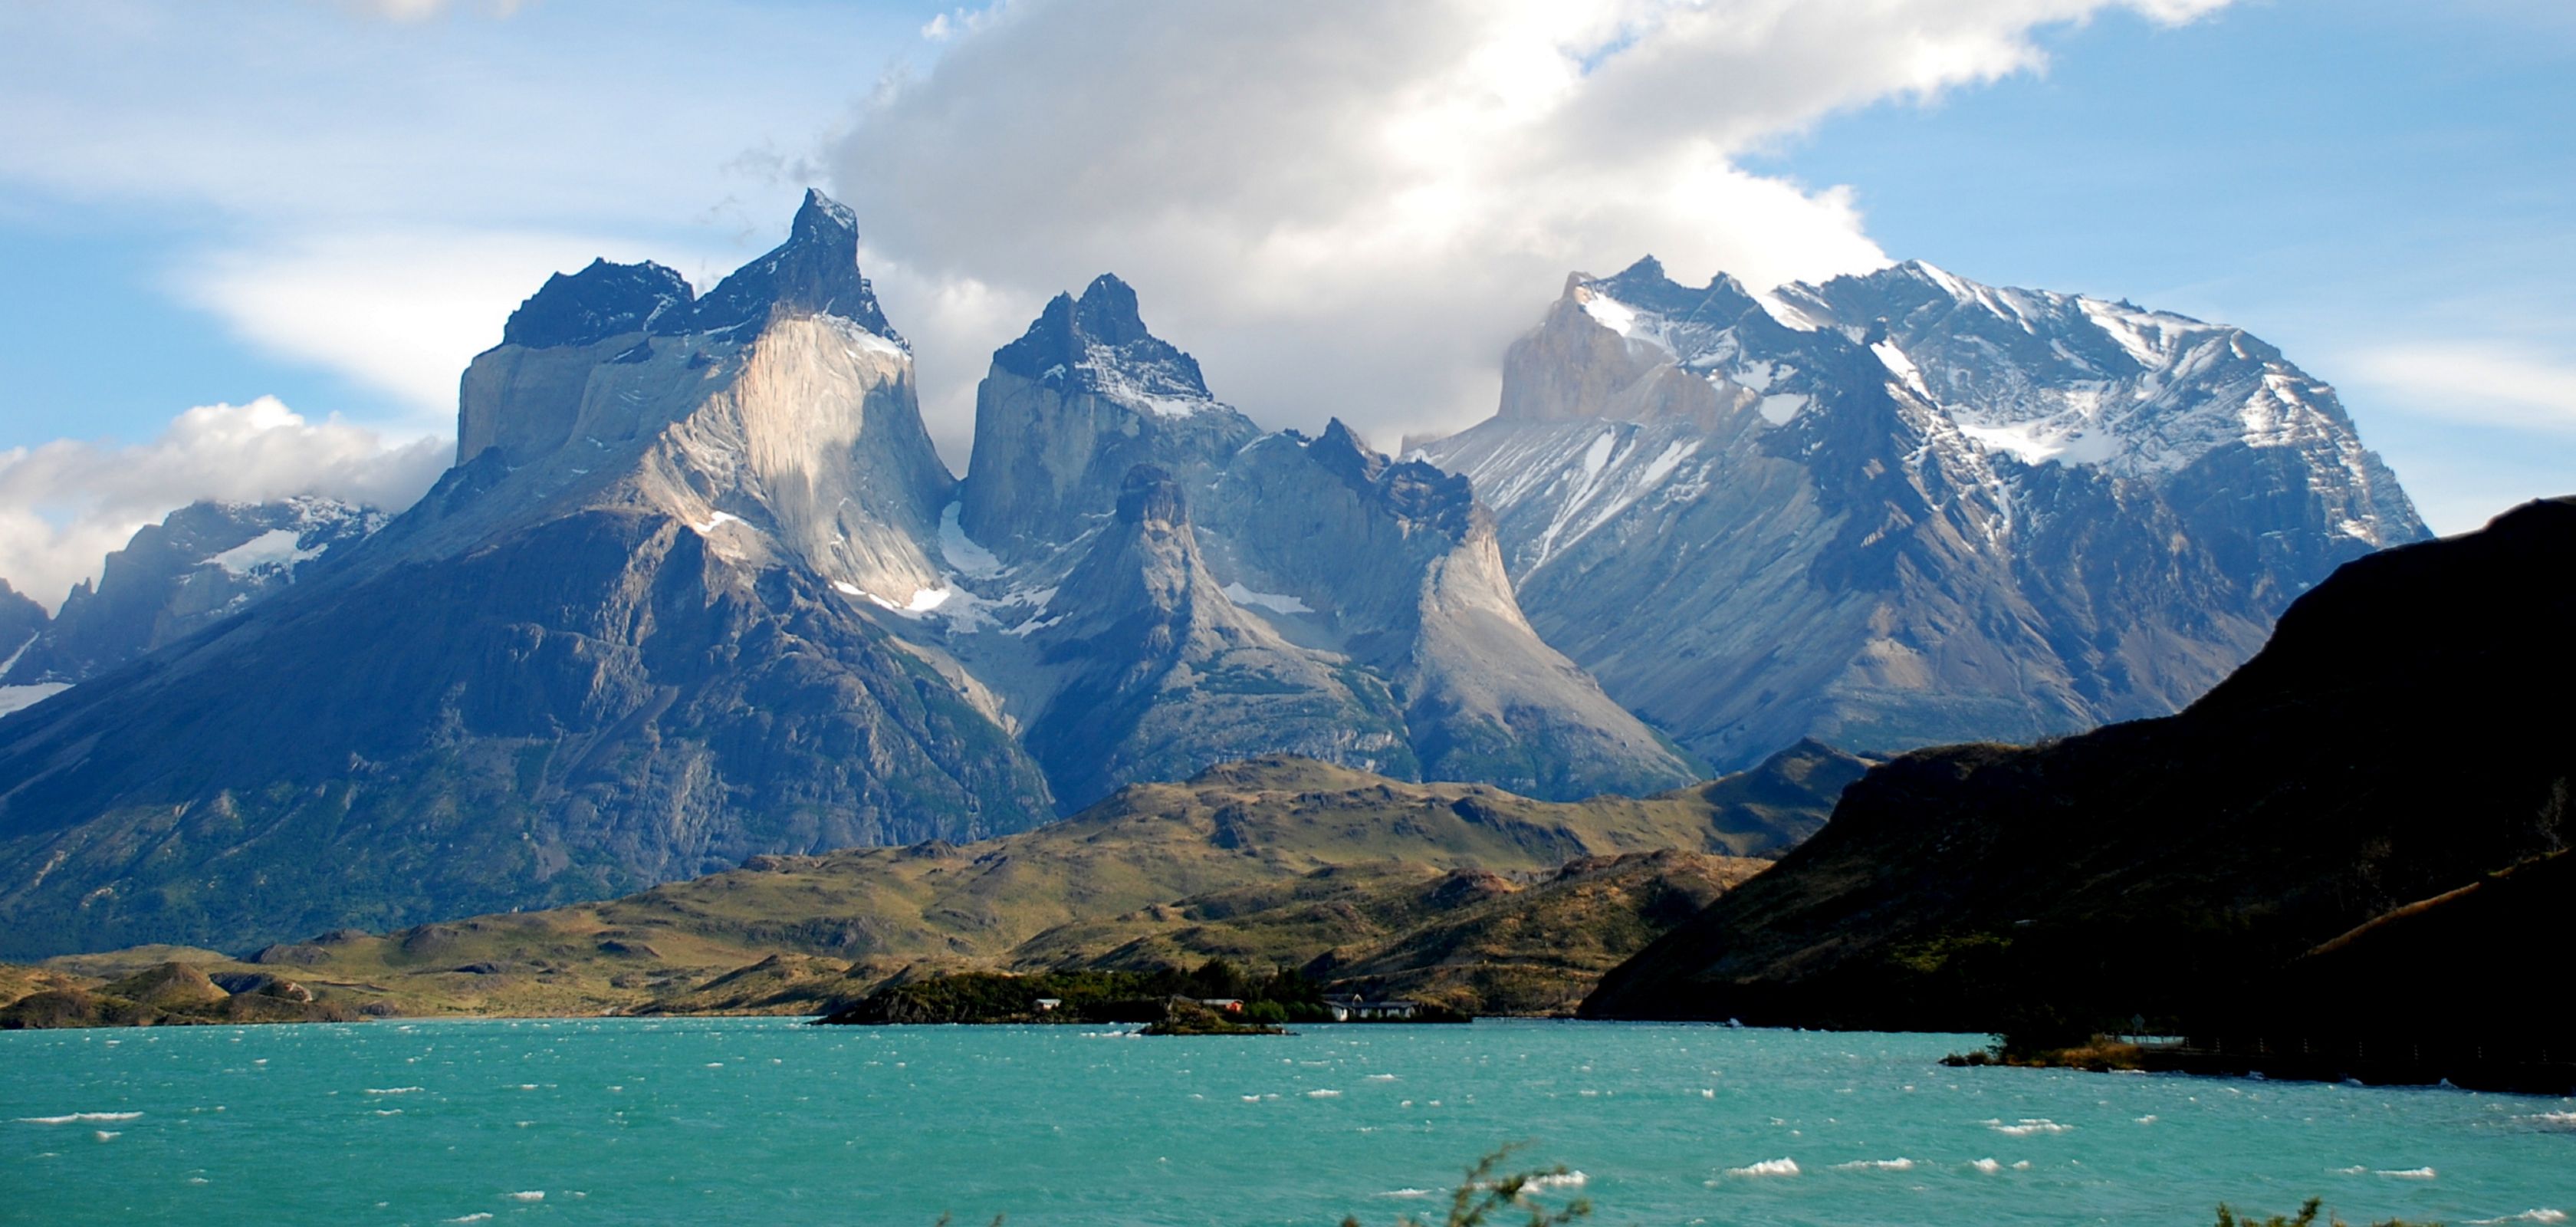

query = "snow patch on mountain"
(205, 529), (324, 577)
(938, 502), (1004, 578)
(1221, 581), (1313, 616)
(0, 683), (69, 718)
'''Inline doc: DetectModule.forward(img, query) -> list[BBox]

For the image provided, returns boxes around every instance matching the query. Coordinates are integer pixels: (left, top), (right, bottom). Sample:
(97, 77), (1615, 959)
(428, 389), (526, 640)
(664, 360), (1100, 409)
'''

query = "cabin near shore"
(1324, 995), (1418, 1022)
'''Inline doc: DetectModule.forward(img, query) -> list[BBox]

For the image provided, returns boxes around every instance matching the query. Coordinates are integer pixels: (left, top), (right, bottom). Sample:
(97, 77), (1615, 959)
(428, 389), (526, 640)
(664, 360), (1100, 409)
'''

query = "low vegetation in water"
(1942, 1031), (2147, 1072)
(2213, 1197), (2438, 1227)
(822, 958), (1336, 1026)
(1138, 998), (1290, 1035)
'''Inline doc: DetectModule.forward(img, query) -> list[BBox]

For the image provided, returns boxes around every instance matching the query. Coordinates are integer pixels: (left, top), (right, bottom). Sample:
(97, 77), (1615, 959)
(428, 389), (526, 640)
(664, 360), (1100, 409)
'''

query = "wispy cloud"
(0, 400), (447, 610)
(326, 0), (527, 21)
(2346, 340), (2576, 434)
(175, 228), (730, 430)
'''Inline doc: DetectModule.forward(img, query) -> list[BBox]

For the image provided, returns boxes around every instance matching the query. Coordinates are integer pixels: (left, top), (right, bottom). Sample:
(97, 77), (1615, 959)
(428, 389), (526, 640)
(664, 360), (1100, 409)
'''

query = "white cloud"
(829, 0), (2231, 449)
(328, 0), (525, 18)
(0, 0), (2236, 487)
(176, 229), (732, 429)
(0, 400), (446, 612)
(2344, 340), (2576, 434)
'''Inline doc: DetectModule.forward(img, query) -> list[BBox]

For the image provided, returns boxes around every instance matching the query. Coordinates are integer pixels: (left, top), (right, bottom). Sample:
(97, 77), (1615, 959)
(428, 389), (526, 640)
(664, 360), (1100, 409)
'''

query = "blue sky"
(0, 0), (2567, 600)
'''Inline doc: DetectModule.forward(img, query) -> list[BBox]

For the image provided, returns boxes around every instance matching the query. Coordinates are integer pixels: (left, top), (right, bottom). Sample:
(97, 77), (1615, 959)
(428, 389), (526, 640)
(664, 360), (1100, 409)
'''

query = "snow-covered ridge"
(1074, 342), (1222, 419)
(1562, 257), (2394, 496)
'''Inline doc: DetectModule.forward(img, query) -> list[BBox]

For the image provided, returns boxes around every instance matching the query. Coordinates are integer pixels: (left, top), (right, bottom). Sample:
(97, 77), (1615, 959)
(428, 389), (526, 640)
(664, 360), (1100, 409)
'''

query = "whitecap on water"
(1306, 1089), (1341, 1098)
(364, 1087), (424, 1095)
(1992, 1119), (2073, 1136)
(504, 1191), (544, 1202)
(92, 1131), (120, 1143)
(16, 1112), (143, 1124)
(1831, 1158), (1914, 1171)
(2467, 1212), (2568, 1225)
(1726, 1158), (1799, 1178)
(446, 1215), (493, 1223)
(1970, 1158), (2004, 1174)
(2377, 1167), (2438, 1179)
(1526, 1172), (1587, 1189)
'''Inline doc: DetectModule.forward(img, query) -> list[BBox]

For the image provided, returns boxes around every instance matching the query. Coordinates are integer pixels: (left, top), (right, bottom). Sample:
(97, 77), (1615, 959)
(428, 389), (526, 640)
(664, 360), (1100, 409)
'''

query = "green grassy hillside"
(2, 744), (1862, 1023)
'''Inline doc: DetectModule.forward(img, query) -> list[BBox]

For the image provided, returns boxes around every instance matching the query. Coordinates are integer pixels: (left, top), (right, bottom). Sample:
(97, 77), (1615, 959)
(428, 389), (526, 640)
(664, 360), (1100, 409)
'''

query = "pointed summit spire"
(991, 273), (1211, 403)
(688, 188), (902, 344)
(790, 186), (859, 242)
(1073, 274), (1152, 347)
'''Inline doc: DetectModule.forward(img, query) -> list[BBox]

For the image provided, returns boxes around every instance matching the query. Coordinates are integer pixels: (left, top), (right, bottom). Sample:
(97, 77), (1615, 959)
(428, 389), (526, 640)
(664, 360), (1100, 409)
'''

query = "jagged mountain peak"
(991, 273), (1214, 411)
(1073, 273), (1154, 346)
(688, 187), (901, 344)
(1424, 252), (2430, 771)
(1307, 417), (1380, 482)
(1584, 257), (1765, 326)
(1303, 419), (1475, 539)
(790, 186), (859, 242)
(961, 278), (1257, 556)
(2, 497), (387, 692)
(501, 258), (695, 350)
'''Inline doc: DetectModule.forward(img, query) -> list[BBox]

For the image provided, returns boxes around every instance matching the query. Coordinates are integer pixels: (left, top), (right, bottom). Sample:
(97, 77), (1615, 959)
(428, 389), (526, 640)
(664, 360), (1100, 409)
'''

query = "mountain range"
(1416, 258), (2426, 769)
(0, 498), (383, 715)
(0, 192), (1689, 956)
(0, 191), (2429, 961)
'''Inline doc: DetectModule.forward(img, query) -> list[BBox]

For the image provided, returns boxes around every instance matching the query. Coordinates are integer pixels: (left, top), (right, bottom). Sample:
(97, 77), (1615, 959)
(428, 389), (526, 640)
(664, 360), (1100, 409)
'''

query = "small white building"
(1323, 995), (1417, 1022)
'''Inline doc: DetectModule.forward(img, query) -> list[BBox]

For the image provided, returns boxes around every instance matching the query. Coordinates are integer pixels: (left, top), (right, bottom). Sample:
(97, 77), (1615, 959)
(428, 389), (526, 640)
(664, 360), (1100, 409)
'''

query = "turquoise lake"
(4, 1018), (2569, 1225)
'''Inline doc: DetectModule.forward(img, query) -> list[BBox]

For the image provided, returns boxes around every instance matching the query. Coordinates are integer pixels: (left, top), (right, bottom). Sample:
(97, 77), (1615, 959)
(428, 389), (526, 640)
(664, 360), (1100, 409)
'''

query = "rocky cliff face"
(0, 191), (1055, 956)
(0, 582), (50, 718)
(1204, 423), (1694, 798)
(1579, 498), (2572, 1031)
(0, 498), (384, 693)
(958, 274), (1263, 560)
(1019, 465), (1414, 804)
(909, 280), (1698, 807)
(1418, 258), (2428, 769)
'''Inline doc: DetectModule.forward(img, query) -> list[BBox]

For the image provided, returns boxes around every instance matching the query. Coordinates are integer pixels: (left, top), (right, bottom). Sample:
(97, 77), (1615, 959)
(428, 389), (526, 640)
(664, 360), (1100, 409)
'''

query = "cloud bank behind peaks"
(832, 0), (2229, 452)
(0, 399), (447, 612)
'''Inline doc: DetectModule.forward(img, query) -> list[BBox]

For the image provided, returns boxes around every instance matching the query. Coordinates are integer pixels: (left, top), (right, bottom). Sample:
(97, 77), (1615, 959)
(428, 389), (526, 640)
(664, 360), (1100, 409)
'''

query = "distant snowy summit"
(1, 496), (384, 706)
(1417, 256), (2426, 770)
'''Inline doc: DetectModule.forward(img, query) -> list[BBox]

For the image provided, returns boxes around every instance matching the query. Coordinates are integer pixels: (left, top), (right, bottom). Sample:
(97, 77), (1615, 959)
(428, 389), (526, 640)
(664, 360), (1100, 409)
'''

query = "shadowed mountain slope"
(1582, 498), (2574, 1033)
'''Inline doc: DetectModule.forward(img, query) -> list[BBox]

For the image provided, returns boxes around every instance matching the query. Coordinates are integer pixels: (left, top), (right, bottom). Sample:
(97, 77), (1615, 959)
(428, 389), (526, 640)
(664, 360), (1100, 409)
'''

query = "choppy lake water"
(5, 1018), (2570, 1225)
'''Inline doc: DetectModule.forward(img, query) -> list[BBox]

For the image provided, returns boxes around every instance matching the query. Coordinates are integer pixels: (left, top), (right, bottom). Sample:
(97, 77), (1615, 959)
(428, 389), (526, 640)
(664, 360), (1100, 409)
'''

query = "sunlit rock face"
(935, 281), (1697, 809)
(1418, 257), (2428, 770)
